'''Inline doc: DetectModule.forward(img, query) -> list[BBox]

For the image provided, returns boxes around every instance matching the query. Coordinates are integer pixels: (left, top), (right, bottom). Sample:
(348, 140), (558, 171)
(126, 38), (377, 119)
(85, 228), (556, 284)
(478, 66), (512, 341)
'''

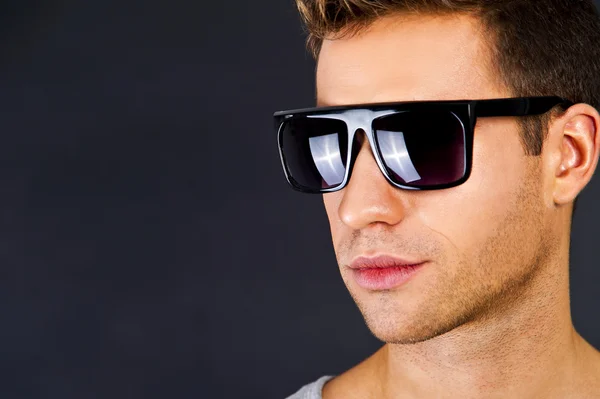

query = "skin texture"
(317, 13), (600, 399)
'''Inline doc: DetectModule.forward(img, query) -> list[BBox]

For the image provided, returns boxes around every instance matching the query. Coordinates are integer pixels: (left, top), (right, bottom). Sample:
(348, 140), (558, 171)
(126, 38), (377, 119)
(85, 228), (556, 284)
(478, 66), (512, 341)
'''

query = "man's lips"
(349, 255), (427, 290)
(349, 255), (425, 270)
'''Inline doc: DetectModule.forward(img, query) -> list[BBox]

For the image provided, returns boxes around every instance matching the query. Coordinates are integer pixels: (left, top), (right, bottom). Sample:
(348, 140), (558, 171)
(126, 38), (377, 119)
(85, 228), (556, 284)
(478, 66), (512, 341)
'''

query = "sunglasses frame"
(274, 96), (572, 194)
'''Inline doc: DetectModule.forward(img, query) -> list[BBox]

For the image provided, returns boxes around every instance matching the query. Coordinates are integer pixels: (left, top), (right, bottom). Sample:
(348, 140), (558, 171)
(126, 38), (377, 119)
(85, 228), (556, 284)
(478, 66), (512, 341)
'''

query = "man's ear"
(547, 103), (600, 206)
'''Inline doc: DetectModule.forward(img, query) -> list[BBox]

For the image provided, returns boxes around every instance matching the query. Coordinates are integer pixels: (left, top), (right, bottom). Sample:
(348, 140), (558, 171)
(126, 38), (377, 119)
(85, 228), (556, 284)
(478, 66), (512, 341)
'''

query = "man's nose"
(337, 133), (408, 230)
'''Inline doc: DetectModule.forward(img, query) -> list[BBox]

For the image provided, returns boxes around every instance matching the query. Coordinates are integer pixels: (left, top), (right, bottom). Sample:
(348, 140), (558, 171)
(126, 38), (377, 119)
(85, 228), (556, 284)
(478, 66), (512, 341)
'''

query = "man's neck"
(323, 246), (600, 399)
(375, 258), (593, 399)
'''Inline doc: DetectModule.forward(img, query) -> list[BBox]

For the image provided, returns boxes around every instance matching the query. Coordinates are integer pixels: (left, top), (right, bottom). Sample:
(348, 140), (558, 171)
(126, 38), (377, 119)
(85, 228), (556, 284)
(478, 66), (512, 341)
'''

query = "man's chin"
(365, 313), (470, 344)
(354, 300), (424, 343)
(366, 319), (458, 345)
(353, 294), (465, 345)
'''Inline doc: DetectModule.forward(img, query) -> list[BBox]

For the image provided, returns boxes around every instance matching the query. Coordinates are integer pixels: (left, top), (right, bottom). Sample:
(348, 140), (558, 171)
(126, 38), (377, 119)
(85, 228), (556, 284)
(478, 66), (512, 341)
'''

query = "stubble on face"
(336, 162), (553, 345)
(318, 14), (560, 346)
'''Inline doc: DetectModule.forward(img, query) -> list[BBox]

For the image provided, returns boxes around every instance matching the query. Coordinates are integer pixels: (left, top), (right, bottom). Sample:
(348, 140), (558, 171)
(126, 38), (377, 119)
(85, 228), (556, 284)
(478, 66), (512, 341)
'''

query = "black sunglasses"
(274, 96), (572, 194)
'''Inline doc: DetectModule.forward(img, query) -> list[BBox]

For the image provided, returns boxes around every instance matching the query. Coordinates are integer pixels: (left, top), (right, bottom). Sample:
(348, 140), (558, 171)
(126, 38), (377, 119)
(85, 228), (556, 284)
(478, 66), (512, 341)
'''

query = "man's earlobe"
(552, 104), (600, 206)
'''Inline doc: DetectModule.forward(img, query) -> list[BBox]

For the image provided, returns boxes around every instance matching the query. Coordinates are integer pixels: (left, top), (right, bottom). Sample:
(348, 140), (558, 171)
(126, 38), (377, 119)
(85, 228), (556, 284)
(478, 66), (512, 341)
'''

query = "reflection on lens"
(376, 130), (421, 183)
(308, 133), (346, 187)
(280, 117), (348, 190)
(373, 111), (465, 187)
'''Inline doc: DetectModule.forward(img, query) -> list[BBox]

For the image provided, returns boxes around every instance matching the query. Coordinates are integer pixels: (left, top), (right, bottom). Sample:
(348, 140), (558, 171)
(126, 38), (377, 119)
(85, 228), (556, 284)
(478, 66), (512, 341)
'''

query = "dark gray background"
(0, 1), (598, 398)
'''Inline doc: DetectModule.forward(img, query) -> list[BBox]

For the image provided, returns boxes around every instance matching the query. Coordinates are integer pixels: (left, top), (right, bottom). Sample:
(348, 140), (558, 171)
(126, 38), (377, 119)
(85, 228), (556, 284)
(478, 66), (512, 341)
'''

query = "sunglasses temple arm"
(473, 97), (572, 118)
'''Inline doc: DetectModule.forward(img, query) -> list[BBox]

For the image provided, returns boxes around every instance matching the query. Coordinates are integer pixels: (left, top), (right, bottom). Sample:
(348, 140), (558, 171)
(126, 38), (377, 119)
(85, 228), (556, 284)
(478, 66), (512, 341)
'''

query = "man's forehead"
(315, 13), (505, 106)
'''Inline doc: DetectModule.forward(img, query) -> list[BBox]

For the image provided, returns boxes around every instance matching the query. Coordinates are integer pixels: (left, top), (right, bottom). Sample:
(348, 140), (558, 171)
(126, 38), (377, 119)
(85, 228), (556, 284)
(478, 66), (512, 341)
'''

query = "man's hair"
(295, 0), (600, 157)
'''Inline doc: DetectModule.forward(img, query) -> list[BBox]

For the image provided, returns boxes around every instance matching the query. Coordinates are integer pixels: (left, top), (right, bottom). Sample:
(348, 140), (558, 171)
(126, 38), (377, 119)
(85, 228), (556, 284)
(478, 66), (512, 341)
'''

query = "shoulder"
(285, 376), (336, 399)
(581, 343), (600, 397)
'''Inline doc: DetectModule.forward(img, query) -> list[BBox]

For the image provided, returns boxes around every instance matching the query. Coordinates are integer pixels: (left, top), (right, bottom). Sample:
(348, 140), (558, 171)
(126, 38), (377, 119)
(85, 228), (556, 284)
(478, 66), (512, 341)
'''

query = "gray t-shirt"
(285, 376), (335, 399)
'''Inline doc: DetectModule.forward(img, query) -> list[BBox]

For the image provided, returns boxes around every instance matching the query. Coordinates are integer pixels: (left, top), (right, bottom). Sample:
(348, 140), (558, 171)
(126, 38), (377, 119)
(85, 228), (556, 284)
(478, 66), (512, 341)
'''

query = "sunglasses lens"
(280, 117), (349, 191)
(373, 111), (466, 187)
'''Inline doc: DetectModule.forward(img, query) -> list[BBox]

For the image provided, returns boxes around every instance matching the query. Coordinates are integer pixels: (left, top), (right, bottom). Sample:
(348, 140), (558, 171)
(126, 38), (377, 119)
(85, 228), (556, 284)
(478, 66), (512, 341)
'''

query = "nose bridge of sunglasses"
(344, 109), (396, 134)
(309, 108), (396, 137)
(346, 110), (397, 159)
(308, 109), (398, 178)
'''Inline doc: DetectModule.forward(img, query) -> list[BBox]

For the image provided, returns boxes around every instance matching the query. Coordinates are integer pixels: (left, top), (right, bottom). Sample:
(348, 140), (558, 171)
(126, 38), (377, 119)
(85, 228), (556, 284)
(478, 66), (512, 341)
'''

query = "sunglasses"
(274, 96), (571, 193)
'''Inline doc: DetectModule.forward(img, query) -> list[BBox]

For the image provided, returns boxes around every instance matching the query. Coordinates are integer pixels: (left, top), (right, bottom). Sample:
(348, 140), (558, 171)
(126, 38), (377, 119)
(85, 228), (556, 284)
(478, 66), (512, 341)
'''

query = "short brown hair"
(295, 0), (600, 156)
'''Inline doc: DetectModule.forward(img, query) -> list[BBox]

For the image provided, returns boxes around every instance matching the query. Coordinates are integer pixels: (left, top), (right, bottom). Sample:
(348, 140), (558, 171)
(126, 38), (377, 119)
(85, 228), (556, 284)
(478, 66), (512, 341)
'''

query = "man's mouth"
(349, 255), (427, 291)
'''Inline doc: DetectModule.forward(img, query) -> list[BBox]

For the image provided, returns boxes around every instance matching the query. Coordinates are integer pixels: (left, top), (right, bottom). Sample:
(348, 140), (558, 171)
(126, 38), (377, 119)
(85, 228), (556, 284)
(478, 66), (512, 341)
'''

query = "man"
(275, 0), (600, 398)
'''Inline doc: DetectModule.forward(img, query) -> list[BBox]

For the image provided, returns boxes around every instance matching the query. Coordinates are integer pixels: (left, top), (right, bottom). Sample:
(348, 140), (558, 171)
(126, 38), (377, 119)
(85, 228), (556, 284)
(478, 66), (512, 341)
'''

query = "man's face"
(318, 14), (557, 344)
